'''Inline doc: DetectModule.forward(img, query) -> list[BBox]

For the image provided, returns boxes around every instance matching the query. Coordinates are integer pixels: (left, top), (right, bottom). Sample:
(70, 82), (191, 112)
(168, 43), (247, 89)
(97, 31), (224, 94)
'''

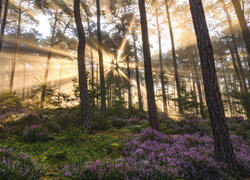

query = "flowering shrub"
(63, 128), (249, 179)
(161, 117), (249, 140)
(23, 124), (50, 142)
(0, 147), (44, 179)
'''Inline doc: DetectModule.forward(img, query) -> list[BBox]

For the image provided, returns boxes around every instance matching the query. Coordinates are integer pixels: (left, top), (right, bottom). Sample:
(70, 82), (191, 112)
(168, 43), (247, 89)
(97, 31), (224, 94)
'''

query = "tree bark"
(231, 0), (250, 56)
(133, 31), (143, 110)
(220, 0), (247, 91)
(138, 0), (160, 131)
(164, 0), (183, 115)
(74, 0), (92, 130)
(0, 0), (2, 21)
(156, 7), (168, 118)
(219, 58), (233, 117)
(82, 1), (95, 102)
(226, 41), (246, 93)
(192, 53), (205, 118)
(0, 0), (8, 52)
(10, 2), (22, 91)
(121, 25), (132, 109)
(126, 54), (132, 109)
(188, 52), (198, 116)
(22, 64), (26, 100)
(189, 0), (238, 172)
(96, 0), (106, 114)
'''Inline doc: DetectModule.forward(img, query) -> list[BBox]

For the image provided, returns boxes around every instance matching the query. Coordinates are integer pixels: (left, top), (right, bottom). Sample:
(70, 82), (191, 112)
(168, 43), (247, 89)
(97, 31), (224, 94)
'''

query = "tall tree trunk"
(192, 53), (205, 118)
(22, 64), (26, 100)
(96, 62), (99, 107)
(156, 7), (168, 118)
(226, 41), (246, 93)
(82, 1), (95, 104)
(231, 0), (250, 56)
(133, 31), (143, 110)
(138, 0), (160, 131)
(96, 0), (106, 114)
(121, 26), (132, 109)
(126, 54), (132, 109)
(219, 58), (233, 117)
(164, 0), (183, 114)
(0, 0), (8, 52)
(74, 0), (92, 130)
(115, 56), (122, 102)
(188, 52), (198, 116)
(220, 0), (247, 90)
(189, 0), (238, 172)
(90, 50), (94, 90)
(0, 0), (2, 20)
(10, 3), (22, 91)
(41, 13), (58, 107)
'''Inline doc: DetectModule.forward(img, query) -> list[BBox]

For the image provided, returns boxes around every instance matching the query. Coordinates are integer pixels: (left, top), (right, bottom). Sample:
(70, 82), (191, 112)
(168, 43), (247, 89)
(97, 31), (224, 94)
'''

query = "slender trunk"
(10, 3), (21, 91)
(41, 13), (58, 107)
(244, 52), (250, 85)
(188, 52), (198, 116)
(115, 56), (122, 102)
(27, 68), (29, 98)
(0, 0), (8, 52)
(189, 0), (238, 172)
(164, 0), (183, 114)
(96, 0), (106, 114)
(126, 55), (132, 109)
(90, 50), (94, 90)
(74, 0), (92, 130)
(0, 0), (2, 20)
(107, 83), (110, 108)
(226, 41), (246, 93)
(96, 62), (99, 107)
(22, 64), (26, 100)
(156, 7), (168, 118)
(121, 26), (132, 109)
(192, 53), (205, 118)
(220, 0), (247, 90)
(232, 0), (250, 56)
(82, 1), (95, 104)
(138, 0), (160, 131)
(219, 58), (233, 117)
(133, 31), (143, 110)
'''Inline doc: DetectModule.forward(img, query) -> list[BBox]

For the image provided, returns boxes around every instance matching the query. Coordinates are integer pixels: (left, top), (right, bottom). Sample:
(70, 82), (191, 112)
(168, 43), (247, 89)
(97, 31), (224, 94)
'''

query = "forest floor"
(0, 105), (249, 179)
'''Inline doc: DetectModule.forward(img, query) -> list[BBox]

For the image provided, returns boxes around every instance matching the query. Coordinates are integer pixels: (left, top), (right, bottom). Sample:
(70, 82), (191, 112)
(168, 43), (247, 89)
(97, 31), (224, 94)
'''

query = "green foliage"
(52, 92), (73, 107)
(0, 91), (22, 109)
(92, 114), (112, 131)
(31, 83), (56, 106)
(46, 151), (68, 161)
(1, 113), (42, 135)
(23, 124), (50, 143)
(30, 83), (74, 108)
(107, 100), (126, 116)
(173, 81), (199, 116)
(229, 88), (250, 118)
(111, 119), (127, 129)
(73, 77), (101, 107)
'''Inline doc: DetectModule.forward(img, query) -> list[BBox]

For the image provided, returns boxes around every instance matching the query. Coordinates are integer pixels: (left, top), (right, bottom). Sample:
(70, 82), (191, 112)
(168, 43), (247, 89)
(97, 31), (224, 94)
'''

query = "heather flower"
(0, 147), (44, 179)
(63, 127), (249, 179)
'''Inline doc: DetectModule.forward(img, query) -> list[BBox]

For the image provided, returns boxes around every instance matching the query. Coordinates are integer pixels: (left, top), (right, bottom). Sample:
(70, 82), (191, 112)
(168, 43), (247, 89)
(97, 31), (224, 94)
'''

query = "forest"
(0, 0), (249, 179)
